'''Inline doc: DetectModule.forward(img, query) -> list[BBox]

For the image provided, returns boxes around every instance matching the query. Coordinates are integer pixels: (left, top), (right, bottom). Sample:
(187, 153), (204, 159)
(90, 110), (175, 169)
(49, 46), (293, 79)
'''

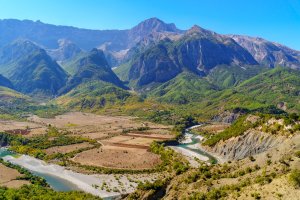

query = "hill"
(0, 40), (68, 96)
(56, 80), (131, 111)
(59, 49), (126, 94)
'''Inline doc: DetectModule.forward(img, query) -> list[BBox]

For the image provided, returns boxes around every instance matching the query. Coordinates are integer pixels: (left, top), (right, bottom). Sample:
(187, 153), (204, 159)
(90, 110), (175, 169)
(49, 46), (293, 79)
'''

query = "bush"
(249, 156), (256, 162)
(295, 151), (300, 158)
(203, 115), (253, 146)
(289, 169), (300, 188)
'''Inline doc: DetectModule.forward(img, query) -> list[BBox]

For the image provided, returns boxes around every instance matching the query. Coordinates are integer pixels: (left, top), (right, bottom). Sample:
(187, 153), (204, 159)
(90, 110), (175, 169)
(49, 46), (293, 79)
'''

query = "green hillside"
(56, 80), (131, 111)
(60, 49), (126, 94)
(206, 65), (269, 88)
(148, 72), (218, 104)
(0, 40), (68, 96)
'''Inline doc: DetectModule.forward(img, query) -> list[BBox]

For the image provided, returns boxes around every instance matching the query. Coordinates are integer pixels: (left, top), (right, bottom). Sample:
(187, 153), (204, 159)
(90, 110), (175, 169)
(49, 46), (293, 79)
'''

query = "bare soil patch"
(122, 133), (174, 140)
(195, 123), (230, 134)
(28, 112), (172, 139)
(44, 142), (94, 155)
(0, 120), (46, 137)
(73, 146), (161, 170)
(0, 163), (30, 188)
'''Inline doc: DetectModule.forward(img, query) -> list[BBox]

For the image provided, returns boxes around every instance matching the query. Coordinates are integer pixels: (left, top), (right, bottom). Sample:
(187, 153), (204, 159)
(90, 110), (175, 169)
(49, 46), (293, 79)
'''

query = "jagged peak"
(186, 25), (215, 36)
(131, 17), (179, 33)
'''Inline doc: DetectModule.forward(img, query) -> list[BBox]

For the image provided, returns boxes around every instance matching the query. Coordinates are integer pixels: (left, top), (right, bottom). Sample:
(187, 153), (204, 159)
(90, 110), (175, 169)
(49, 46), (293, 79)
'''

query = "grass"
(289, 169), (300, 188)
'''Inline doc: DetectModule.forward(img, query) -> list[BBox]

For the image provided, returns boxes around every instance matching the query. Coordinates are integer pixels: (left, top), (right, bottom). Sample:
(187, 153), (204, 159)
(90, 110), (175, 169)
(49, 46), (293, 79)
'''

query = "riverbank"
(169, 125), (226, 166)
(3, 155), (121, 198)
(169, 146), (209, 167)
(1, 152), (159, 199)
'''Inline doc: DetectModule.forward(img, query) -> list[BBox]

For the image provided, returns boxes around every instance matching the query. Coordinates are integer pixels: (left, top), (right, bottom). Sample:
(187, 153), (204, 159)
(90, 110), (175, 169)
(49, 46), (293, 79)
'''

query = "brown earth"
(0, 120), (46, 137)
(72, 145), (162, 170)
(28, 112), (172, 139)
(0, 163), (30, 188)
(44, 142), (94, 155)
(2, 112), (174, 171)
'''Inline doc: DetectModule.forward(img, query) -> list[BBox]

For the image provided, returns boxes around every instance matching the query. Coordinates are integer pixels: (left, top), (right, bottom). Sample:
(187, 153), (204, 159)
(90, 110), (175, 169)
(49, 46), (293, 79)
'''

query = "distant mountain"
(0, 19), (127, 51)
(124, 26), (258, 87)
(0, 74), (13, 89)
(0, 18), (181, 55)
(0, 40), (68, 96)
(127, 17), (182, 45)
(229, 35), (300, 69)
(60, 49), (125, 94)
(47, 39), (83, 62)
(1, 18), (299, 70)
(101, 17), (183, 66)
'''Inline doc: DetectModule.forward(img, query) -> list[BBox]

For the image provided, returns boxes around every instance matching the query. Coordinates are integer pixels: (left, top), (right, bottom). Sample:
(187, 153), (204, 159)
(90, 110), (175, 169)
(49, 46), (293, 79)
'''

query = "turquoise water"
(172, 129), (218, 164)
(33, 171), (79, 191)
(0, 147), (79, 192)
(0, 148), (15, 157)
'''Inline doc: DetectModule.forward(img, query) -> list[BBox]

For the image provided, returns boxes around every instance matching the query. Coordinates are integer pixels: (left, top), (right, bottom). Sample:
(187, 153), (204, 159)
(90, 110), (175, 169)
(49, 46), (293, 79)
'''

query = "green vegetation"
(1, 127), (96, 160)
(60, 49), (125, 94)
(148, 72), (217, 104)
(207, 65), (268, 89)
(0, 185), (102, 200)
(0, 159), (102, 199)
(0, 40), (68, 96)
(203, 115), (253, 146)
(150, 142), (189, 174)
(203, 112), (300, 146)
(0, 158), (47, 186)
(289, 169), (300, 188)
(56, 80), (131, 111)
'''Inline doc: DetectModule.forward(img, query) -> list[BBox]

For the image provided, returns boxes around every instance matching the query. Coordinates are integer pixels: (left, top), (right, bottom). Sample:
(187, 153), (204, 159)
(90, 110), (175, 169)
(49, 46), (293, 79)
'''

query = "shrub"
(295, 151), (300, 158)
(249, 156), (256, 162)
(289, 169), (300, 188)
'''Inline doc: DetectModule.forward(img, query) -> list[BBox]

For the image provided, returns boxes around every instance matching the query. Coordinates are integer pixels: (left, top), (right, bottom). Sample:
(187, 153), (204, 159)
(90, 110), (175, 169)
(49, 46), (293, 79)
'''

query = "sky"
(0, 0), (299, 50)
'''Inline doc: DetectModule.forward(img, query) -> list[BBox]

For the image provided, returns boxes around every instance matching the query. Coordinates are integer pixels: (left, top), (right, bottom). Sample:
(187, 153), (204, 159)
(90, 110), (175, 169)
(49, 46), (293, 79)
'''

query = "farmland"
(0, 163), (30, 188)
(1, 112), (174, 172)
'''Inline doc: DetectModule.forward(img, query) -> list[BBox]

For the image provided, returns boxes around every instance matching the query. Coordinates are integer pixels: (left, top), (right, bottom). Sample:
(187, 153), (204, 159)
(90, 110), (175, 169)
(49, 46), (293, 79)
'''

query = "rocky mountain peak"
(185, 25), (216, 38)
(131, 17), (179, 34)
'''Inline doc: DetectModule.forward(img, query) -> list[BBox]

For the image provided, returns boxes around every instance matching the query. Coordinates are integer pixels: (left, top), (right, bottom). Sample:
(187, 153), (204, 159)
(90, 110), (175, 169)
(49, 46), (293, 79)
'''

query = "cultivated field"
(28, 112), (172, 139)
(0, 163), (30, 188)
(44, 142), (94, 155)
(0, 119), (46, 137)
(1, 112), (174, 171)
(72, 145), (162, 170)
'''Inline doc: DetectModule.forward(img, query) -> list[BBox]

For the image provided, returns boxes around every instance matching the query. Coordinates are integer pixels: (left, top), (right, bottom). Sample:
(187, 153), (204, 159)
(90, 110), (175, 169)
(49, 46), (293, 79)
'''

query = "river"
(0, 148), (79, 191)
(0, 148), (120, 199)
(0, 125), (218, 197)
(168, 125), (218, 166)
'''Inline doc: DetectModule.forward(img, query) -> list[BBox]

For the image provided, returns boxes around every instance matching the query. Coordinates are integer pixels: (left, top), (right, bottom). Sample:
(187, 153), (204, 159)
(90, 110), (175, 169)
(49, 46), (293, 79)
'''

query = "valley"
(0, 14), (299, 200)
(0, 112), (178, 198)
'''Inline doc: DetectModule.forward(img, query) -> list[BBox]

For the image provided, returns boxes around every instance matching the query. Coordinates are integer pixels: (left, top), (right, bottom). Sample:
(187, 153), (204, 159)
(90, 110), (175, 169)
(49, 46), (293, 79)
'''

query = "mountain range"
(0, 17), (299, 115)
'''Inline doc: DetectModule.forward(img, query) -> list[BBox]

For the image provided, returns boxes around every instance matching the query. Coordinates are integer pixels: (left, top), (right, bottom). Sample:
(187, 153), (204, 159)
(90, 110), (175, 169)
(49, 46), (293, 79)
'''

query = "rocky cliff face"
(229, 35), (300, 69)
(127, 17), (182, 46)
(203, 129), (284, 160)
(127, 26), (258, 87)
(47, 39), (83, 61)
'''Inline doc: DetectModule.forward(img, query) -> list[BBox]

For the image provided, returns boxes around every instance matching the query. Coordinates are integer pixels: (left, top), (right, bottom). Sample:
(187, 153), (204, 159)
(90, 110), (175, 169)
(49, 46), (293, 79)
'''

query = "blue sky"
(0, 0), (299, 50)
